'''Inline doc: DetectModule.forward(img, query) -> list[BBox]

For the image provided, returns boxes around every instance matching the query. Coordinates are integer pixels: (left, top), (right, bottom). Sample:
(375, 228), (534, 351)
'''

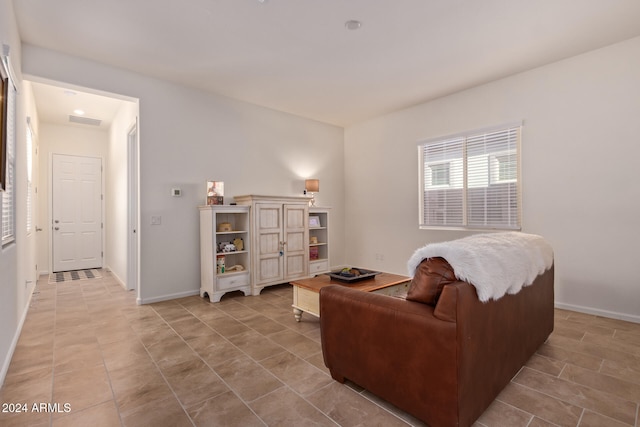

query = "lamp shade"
(305, 179), (319, 193)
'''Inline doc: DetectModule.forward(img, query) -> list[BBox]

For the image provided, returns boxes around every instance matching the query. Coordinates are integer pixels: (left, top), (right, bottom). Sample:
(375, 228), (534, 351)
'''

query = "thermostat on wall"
(171, 188), (181, 197)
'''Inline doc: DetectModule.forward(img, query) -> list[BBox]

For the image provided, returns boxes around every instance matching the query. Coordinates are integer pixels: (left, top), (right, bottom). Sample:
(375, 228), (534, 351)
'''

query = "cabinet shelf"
(216, 270), (247, 277)
(308, 207), (330, 275)
(200, 205), (251, 303)
(215, 250), (248, 255)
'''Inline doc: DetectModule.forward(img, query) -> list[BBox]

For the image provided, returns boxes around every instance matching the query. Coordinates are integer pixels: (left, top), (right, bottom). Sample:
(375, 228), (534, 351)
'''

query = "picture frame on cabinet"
(206, 180), (224, 205)
(309, 215), (321, 228)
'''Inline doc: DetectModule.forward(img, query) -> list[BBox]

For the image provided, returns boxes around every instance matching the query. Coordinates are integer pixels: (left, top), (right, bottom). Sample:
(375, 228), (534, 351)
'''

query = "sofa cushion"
(407, 257), (457, 305)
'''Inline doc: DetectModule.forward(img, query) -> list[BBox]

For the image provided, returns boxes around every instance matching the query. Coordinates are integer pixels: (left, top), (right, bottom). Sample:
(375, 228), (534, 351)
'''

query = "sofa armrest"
(449, 266), (555, 427)
(319, 285), (460, 426)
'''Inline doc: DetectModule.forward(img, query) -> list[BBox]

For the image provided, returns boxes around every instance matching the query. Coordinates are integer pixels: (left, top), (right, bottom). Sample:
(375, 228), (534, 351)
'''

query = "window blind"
(419, 124), (521, 230)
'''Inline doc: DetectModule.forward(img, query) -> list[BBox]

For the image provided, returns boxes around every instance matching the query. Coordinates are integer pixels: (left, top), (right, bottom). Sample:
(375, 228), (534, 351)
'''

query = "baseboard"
(555, 302), (640, 324)
(137, 289), (200, 305)
(107, 268), (127, 291)
(0, 285), (37, 387)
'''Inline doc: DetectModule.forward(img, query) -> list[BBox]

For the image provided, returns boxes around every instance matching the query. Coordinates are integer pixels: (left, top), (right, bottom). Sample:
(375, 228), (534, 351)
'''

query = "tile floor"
(0, 270), (639, 426)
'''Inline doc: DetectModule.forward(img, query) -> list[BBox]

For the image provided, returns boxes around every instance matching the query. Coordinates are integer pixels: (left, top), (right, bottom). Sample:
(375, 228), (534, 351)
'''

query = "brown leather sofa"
(320, 257), (554, 427)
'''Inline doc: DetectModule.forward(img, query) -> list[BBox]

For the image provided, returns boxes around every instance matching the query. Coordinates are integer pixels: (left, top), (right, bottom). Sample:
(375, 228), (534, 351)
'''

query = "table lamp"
(304, 179), (319, 207)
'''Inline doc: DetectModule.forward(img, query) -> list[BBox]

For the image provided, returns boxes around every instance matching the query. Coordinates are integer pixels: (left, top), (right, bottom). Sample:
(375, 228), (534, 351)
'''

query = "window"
(418, 123), (521, 230)
(495, 153), (517, 183)
(1, 52), (16, 245)
(429, 162), (450, 186)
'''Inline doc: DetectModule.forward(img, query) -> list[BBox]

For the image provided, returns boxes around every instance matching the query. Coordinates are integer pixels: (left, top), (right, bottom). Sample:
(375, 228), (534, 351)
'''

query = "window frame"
(1, 51), (16, 246)
(418, 122), (522, 231)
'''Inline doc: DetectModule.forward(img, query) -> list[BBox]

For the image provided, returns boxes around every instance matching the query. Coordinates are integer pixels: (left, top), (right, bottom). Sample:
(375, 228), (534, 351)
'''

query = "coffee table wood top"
(290, 272), (411, 294)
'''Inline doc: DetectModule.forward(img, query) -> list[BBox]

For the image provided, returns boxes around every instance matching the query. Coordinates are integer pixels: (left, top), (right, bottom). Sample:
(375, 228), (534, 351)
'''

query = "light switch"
(151, 216), (162, 225)
(171, 188), (181, 197)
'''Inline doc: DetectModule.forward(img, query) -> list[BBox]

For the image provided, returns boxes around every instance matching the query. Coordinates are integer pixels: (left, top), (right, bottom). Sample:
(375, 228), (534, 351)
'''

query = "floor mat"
(48, 269), (102, 284)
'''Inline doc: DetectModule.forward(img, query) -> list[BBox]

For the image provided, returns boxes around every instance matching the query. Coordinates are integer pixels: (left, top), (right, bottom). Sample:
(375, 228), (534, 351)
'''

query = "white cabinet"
(308, 207), (330, 275)
(199, 205), (251, 302)
(235, 195), (309, 295)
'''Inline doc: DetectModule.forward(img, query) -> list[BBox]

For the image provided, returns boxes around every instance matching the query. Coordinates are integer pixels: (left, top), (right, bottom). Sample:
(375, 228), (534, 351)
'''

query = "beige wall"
(22, 44), (346, 304)
(0, 0), (35, 385)
(344, 36), (640, 322)
(105, 100), (138, 287)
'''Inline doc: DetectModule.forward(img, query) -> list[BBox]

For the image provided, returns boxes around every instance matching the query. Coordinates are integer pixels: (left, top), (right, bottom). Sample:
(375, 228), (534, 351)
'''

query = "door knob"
(54, 227), (59, 231)
(54, 220), (60, 224)
(36, 227), (43, 232)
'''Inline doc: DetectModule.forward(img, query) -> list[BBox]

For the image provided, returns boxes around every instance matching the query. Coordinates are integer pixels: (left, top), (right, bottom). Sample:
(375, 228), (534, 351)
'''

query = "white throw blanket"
(407, 232), (553, 302)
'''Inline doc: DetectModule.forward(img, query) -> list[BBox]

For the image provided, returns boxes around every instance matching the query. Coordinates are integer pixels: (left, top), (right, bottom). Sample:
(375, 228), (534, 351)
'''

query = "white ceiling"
(14, 0), (640, 127)
(29, 81), (127, 130)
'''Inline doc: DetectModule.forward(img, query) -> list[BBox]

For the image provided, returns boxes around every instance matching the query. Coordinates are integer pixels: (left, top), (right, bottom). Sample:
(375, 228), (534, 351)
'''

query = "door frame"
(49, 153), (105, 273)
(25, 116), (38, 287)
(127, 120), (139, 295)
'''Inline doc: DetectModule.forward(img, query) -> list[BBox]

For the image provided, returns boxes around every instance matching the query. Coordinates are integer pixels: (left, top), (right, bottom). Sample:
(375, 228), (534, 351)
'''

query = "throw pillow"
(406, 257), (456, 305)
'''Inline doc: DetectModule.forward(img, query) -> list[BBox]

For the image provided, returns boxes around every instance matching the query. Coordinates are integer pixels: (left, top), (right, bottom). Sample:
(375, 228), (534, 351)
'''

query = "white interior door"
(52, 154), (103, 272)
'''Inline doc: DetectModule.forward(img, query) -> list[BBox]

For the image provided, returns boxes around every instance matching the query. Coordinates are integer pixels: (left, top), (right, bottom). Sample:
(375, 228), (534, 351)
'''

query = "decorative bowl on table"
(328, 268), (381, 282)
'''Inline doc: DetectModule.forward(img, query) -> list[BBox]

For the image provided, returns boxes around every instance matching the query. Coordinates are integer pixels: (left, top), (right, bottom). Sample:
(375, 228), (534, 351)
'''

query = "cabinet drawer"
(217, 273), (250, 291)
(309, 260), (329, 274)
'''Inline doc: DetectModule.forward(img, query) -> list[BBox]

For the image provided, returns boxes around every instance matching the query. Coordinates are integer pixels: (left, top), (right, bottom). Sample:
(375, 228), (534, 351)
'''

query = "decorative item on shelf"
(233, 237), (244, 251)
(217, 222), (232, 232)
(216, 255), (225, 274)
(310, 236), (318, 244)
(206, 181), (224, 205)
(309, 215), (320, 228)
(304, 179), (319, 207)
(218, 241), (236, 252)
(309, 246), (319, 260)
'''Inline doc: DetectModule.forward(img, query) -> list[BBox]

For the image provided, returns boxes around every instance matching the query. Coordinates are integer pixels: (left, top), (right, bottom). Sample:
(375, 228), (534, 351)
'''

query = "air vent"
(68, 115), (102, 126)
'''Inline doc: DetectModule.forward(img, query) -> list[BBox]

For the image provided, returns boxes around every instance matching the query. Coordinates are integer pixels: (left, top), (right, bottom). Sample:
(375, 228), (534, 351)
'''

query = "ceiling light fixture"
(345, 20), (362, 30)
(73, 109), (85, 115)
